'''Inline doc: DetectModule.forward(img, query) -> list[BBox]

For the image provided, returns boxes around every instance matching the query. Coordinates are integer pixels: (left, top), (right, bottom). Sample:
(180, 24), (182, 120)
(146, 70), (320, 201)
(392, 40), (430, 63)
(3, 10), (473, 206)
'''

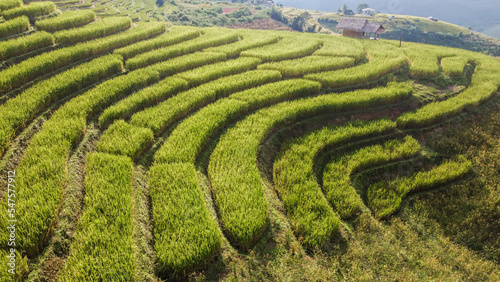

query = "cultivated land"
(0, 3), (499, 281)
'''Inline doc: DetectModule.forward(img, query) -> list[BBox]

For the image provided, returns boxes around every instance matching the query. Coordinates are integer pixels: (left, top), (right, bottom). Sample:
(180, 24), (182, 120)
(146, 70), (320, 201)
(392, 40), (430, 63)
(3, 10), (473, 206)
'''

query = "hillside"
(275, 6), (500, 56)
(37, 0), (500, 55)
(1, 2), (500, 281)
(274, 0), (500, 39)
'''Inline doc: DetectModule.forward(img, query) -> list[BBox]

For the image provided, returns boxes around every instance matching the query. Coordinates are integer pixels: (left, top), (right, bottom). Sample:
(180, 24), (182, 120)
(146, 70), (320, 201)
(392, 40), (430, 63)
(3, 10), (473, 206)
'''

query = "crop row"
(35, 10), (96, 32)
(258, 55), (355, 77)
(0, 66), (160, 257)
(114, 25), (200, 60)
(126, 28), (238, 70)
(441, 55), (470, 77)
(59, 153), (135, 280)
(144, 79), (319, 274)
(404, 47), (440, 78)
(240, 36), (322, 62)
(149, 163), (221, 278)
(397, 82), (498, 128)
(397, 50), (500, 127)
(313, 34), (365, 62)
(94, 37), (280, 282)
(99, 77), (188, 128)
(155, 77), (322, 165)
(367, 156), (472, 219)
(204, 30), (279, 58)
(99, 52), (230, 127)
(124, 71), (280, 144)
(0, 31), (54, 60)
(0, 16), (29, 38)
(208, 82), (412, 249)
(274, 120), (397, 249)
(322, 136), (421, 219)
(0, 54), (122, 156)
(0, 0), (22, 11)
(2, 1), (56, 20)
(97, 120), (154, 159)
(54, 17), (132, 46)
(173, 56), (261, 86)
(0, 21), (166, 93)
(305, 43), (407, 88)
(130, 59), (270, 134)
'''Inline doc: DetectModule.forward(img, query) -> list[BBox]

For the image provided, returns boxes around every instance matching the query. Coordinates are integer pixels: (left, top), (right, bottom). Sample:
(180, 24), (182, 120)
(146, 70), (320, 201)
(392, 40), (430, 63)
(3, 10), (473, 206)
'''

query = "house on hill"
(362, 8), (376, 16)
(336, 18), (385, 39)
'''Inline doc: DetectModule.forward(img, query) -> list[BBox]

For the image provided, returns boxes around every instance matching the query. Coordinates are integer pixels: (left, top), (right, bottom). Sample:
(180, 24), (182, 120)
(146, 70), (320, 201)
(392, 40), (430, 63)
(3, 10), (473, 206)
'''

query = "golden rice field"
(1, 2), (499, 281)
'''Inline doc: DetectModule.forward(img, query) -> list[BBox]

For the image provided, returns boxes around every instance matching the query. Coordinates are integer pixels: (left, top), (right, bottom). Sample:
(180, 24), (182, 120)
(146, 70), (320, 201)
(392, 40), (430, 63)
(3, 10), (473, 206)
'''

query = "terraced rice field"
(1, 4), (500, 281)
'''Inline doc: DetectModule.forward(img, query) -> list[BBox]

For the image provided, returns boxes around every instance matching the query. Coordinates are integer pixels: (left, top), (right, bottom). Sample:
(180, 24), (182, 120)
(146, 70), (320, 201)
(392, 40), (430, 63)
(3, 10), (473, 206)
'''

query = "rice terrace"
(0, 0), (499, 281)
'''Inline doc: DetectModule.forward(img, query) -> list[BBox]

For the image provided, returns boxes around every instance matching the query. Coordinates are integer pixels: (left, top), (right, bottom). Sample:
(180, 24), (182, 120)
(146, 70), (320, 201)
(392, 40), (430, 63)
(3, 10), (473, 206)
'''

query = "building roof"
(336, 17), (385, 34)
(336, 18), (367, 32)
(363, 22), (384, 33)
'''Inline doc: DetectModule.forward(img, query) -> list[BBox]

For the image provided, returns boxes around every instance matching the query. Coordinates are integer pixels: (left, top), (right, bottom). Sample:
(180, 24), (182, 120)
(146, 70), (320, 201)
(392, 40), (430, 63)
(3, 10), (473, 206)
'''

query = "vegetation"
(313, 36), (365, 61)
(130, 66), (281, 135)
(125, 28), (238, 70)
(2, 1), (56, 20)
(35, 10), (96, 32)
(368, 156), (472, 219)
(0, 66), (159, 257)
(0, 0), (22, 11)
(59, 153), (135, 280)
(99, 77), (188, 128)
(0, 22), (166, 93)
(149, 163), (221, 278)
(241, 36), (322, 62)
(0, 31), (54, 60)
(173, 56), (261, 86)
(97, 120), (154, 160)
(0, 55), (123, 156)
(323, 136), (421, 219)
(258, 55), (355, 77)
(54, 17), (132, 45)
(274, 120), (396, 249)
(0, 16), (30, 38)
(114, 25), (200, 60)
(441, 56), (470, 77)
(208, 80), (321, 250)
(305, 43), (407, 88)
(1, 20), (499, 280)
(204, 32), (279, 58)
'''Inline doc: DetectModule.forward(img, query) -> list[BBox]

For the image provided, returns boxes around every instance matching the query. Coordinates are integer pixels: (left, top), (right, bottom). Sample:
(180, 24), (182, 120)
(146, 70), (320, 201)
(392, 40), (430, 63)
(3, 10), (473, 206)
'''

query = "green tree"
(338, 4), (354, 15)
(291, 15), (305, 32)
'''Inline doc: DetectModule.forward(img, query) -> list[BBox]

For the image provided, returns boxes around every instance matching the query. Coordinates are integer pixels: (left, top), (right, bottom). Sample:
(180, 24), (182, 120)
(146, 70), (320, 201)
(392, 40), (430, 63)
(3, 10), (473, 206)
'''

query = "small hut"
(336, 17), (385, 39)
(362, 8), (376, 16)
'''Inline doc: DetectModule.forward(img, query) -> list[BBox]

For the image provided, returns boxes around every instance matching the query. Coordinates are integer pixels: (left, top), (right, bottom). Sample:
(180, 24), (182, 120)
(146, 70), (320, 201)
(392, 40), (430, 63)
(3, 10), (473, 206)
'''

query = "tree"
(291, 15), (305, 32)
(271, 8), (288, 24)
(338, 4), (354, 15)
(338, 4), (347, 14)
(357, 3), (369, 14)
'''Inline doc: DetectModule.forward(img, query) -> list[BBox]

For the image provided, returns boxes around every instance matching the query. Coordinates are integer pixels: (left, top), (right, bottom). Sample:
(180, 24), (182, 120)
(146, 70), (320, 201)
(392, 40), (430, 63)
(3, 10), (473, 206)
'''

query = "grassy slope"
(279, 7), (500, 55)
